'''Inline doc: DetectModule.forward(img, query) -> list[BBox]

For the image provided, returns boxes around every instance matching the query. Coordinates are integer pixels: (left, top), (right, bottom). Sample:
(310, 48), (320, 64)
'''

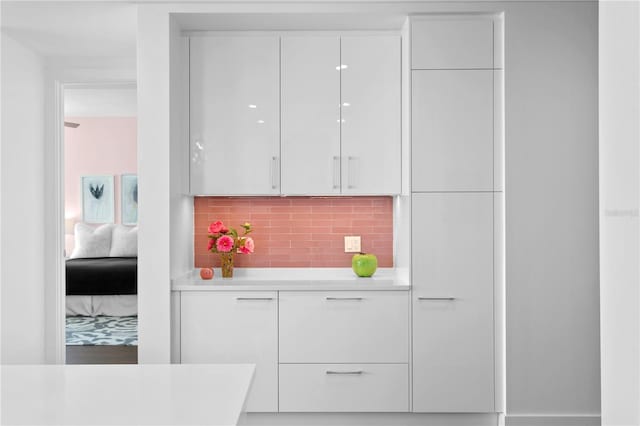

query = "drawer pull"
(235, 297), (274, 301)
(326, 370), (363, 375)
(325, 297), (363, 301)
(417, 297), (456, 301)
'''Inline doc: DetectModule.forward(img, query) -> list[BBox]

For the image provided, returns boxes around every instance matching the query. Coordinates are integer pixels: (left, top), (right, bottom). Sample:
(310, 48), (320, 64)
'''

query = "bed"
(66, 223), (138, 317)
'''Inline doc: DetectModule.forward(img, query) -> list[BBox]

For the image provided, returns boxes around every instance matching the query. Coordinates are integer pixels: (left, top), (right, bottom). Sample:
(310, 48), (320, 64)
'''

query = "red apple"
(200, 267), (214, 280)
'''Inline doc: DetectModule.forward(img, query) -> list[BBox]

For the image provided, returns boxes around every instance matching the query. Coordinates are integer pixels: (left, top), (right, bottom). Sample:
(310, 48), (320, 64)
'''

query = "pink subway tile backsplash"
(194, 196), (394, 268)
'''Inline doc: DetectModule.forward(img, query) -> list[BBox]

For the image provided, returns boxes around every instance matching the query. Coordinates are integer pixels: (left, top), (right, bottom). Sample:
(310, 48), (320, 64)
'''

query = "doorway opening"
(62, 83), (138, 364)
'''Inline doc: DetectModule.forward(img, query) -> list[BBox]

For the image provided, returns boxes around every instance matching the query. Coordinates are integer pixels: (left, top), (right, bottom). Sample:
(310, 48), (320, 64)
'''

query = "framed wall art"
(81, 175), (114, 224)
(121, 174), (138, 225)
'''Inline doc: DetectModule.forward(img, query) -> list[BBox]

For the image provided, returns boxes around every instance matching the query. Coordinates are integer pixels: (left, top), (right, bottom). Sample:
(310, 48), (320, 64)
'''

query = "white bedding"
(66, 295), (137, 317)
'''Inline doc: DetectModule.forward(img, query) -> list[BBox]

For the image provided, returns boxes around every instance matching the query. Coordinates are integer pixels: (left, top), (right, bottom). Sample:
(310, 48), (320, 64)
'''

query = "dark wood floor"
(66, 345), (138, 364)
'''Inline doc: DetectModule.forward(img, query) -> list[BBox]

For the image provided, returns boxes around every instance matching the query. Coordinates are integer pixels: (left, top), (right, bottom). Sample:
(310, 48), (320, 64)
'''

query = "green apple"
(352, 252), (378, 277)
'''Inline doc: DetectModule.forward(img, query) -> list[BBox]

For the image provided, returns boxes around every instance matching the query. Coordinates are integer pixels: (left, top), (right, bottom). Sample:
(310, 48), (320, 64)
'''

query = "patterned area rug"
(66, 316), (138, 346)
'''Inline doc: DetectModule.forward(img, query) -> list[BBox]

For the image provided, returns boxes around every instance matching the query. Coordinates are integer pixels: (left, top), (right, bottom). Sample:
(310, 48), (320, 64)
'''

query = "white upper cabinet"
(281, 37), (341, 195)
(412, 70), (493, 192)
(189, 34), (401, 196)
(190, 36), (280, 195)
(411, 17), (493, 69)
(341, 36), (401, 195)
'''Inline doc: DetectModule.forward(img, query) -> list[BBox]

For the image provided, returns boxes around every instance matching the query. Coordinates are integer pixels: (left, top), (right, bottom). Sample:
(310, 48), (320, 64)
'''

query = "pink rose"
(216, 235), (234, 253)
(208, 221), (224, 234)
(239, 237), (254, 254)
(207, 238), (215, 251)
(220, 226), (229, 234)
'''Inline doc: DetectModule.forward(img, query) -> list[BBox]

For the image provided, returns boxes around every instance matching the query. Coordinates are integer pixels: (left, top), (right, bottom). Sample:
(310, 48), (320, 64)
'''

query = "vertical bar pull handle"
(271, 156), (278, 190)
(333, 156), (340, 189)
(347, 156), (356, 189)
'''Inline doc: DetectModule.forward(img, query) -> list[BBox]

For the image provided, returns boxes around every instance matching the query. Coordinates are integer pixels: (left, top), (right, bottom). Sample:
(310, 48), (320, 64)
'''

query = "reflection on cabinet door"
(180, 292), (278, 413)
(190, 36), (280, 195)
(412, 70), (493, 192)
(341, 36), (401, 195)
(281, 36), (340, 195)
(412, 193), (494, 412)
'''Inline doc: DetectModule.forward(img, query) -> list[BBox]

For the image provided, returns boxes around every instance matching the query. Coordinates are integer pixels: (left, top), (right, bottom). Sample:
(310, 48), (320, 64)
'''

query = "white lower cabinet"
(179, 292), (278, 412)
(411, 193), (495, 412)
(279, 291), (409, 363)
(279, 363), (409, 412)
(278, 291), (409, 412)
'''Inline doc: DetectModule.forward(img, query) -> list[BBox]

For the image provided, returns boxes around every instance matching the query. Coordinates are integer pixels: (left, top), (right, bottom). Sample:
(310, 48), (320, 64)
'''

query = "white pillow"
(70, 223), (114, 259)
(110, 225), (138, 257)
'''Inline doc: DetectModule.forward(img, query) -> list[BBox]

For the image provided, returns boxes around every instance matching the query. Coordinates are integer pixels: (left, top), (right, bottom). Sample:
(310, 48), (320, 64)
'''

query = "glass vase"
(220, 252), (234, 278)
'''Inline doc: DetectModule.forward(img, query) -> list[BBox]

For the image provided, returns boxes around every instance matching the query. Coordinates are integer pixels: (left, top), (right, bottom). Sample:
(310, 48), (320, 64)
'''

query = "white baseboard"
(242, 413), (500, 426)
(505, 415), (601, 426)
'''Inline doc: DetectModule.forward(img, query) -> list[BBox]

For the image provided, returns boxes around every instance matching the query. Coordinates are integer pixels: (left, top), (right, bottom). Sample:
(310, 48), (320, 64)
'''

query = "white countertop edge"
(171, 267), (411, 291)
(172, 283), (410, 291)
(1, 364), (256, 426)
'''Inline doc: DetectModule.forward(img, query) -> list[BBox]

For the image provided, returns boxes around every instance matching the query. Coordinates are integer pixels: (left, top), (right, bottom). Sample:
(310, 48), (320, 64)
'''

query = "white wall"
(501, 1), (600, 420)
(137, 5), (173, 363)
(1, 34), (46, 364)
(136, 6), (194, 364)
(168, 19), (194, 296)
(599, 2), (640, 425)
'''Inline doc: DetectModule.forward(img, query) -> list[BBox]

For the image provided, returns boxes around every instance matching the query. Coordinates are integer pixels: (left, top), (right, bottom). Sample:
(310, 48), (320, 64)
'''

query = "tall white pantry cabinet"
(411, 15), (503, 413)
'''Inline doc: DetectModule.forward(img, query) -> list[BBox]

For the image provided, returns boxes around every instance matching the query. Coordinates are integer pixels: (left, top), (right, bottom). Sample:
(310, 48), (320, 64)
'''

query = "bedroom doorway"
(62, 83), (138, 364)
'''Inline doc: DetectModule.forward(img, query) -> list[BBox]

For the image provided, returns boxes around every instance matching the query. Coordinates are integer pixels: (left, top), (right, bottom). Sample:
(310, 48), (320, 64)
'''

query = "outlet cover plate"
(344, 236), (361, 253)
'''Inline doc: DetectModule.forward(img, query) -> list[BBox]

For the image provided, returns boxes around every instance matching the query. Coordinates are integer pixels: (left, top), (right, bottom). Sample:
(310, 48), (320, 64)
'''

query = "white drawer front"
(279, 364), (409, 412)
(279, 291), (409, 363)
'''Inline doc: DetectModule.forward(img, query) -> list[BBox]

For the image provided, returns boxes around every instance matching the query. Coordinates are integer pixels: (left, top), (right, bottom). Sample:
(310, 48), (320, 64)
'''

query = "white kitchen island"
(1, 364), (255, 426)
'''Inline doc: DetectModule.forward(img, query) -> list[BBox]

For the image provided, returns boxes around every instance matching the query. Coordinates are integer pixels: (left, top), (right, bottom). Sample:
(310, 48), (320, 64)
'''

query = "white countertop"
(1, 364), (255, 426)
(172, 267), (410, 291)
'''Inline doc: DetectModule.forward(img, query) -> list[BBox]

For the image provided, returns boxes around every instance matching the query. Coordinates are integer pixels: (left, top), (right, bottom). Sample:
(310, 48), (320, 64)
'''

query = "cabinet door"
(412, 70), (493, 192)
(412, 193), (494, 412)
(279, 291), (409, 363)
(341, 36), (401, 195)
(281, 37), (341, 195)
(411, 17), (493, 69)
(180, 292), (278, 412)
(190, 37), (280, 195)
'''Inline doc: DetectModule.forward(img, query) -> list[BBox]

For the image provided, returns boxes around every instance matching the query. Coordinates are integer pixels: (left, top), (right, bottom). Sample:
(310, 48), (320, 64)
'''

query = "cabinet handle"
(325, 297), (363, 301)
(326, 370), (363, 375)
(270, 156), (279, 190)
(417, 297), (456, 301)
(235, 297), (274, 301)
(332, 156), (340, 189)
(347, 156), (356, 189)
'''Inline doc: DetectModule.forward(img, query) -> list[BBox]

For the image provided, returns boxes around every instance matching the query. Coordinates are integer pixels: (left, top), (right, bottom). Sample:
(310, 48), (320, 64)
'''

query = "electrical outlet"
(344, 236), (361, 253)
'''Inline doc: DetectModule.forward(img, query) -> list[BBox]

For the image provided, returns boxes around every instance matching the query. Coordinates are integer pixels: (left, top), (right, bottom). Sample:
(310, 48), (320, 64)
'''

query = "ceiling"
(65, 86), (137, 117)
(0, 2), (137, 59)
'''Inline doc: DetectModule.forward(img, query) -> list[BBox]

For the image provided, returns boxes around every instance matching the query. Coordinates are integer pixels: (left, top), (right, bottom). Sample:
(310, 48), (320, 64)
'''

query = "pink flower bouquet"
(206, 221), (254, 277)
